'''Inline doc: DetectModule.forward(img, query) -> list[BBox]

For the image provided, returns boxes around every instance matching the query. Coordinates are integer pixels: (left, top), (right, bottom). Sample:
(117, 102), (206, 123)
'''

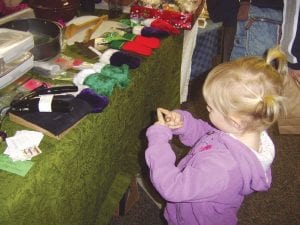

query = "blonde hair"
(203, 47), (288, 131)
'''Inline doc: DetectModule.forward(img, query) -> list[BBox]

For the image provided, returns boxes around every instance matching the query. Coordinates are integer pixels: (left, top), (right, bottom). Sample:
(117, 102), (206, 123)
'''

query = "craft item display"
(73, 63), (129, 96)
(84, 74), (118, 96)
(99, 31), (161, 48)
(13, 85), (79, 100)
(92, 31), (160, 56)
(2, 12), (169, 140)
(132, 25), (169, 37)
(9, 85), (79, 112)
(93, 63), (130, 88)
(109, 40), (152, 56)
(119, 19), (170, 37)
(120, 17), (180, 34)
(130, 0), (204, 30)
(8, 85), (109, 139)
(64, 19), (129, 46)
(65, 15), (108, 40)
(123, 33), (160, 48)
(10, 94), (75, 113)
(89, 47), (141, 69)
(142, 18), (180, 34)
(76, 88), (109, 113)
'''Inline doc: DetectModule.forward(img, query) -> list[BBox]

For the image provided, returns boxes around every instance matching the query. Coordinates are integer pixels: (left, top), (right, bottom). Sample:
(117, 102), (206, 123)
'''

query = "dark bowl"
(29, 0), (80, 22)
(1, 18), (61, 61)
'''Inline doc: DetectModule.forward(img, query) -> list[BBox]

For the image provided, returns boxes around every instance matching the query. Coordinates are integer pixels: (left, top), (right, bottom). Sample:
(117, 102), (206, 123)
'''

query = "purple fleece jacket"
(145, 110), (272, 225)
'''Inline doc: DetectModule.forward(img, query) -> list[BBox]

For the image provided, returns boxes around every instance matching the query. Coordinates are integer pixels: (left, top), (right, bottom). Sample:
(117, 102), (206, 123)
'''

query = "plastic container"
(0, 52), (34, 89)
(0, 28), (34, 64)
(1, 19), (62, 61)
(0, 28), (34, 89)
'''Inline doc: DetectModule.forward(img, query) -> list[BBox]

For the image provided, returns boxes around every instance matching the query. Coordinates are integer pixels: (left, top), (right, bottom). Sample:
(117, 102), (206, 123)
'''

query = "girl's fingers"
(166, 121), (183, 127)
(170, 112), (182, 124)
(158, 108), (170, 116)
(175, 115), (182, 125)
(157, 108), (171, 122)
(157, 108), (183, 128)
(156, 109), (166, 124)
(168, 124), (183, 129)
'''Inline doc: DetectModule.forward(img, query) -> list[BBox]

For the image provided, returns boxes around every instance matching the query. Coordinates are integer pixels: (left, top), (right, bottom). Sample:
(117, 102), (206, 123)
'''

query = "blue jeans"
(230, 5), (282, 60)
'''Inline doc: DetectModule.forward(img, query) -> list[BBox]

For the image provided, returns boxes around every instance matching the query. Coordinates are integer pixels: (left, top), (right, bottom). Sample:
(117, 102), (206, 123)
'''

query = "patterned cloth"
(191, 20), (222, 79)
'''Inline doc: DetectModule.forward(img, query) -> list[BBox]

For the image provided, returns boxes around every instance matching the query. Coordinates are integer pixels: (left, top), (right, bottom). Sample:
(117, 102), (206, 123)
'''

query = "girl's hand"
(156, 108), (183, 129)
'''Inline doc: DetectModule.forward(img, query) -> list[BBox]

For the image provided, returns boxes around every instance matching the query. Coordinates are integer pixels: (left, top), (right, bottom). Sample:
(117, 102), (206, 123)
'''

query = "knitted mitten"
(123, 33), (160, 49)
(100, 49), (141, 69)
(109, 40), (153, 56)
(76, 88), (109, 113)
(132, 25), (169, 38)
(142, 18), (180, 35)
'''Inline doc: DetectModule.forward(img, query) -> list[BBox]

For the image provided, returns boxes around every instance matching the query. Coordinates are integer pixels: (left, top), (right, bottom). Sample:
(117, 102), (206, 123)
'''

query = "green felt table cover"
(0, 32), (183, 224)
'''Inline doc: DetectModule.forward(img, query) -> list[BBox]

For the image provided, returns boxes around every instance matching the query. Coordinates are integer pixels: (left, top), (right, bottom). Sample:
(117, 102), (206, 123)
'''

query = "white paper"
(4, 130), (43, 161)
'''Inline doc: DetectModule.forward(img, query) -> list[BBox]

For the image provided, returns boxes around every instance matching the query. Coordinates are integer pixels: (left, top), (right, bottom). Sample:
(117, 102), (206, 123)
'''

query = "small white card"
(4, 130), (44, 161)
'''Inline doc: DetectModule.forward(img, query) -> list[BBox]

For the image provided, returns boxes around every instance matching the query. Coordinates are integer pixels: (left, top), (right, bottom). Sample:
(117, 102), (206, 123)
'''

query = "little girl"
(145, 48), (287, 225)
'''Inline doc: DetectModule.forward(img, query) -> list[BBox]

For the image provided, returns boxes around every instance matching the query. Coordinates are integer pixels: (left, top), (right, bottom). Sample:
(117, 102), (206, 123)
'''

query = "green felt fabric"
(0, 32), (183, 225)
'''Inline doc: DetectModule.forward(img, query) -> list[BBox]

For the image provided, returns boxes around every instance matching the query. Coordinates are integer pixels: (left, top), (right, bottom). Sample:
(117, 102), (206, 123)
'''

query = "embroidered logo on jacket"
(199, 144), (212, 152)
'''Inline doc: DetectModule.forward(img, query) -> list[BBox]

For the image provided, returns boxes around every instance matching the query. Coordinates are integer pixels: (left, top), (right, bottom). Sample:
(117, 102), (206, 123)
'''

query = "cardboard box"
(130, 1), (204, 30)
(278, 76), (300, 134)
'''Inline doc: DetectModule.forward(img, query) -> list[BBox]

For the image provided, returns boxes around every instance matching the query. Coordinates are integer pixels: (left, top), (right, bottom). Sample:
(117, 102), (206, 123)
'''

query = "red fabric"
(122, 41), (152, 56)
(151, 19), (180, 35)
(133, 35), (160, 49)
(0, 2), (28, 16)
(0, 1), (5, 15)
(130, 4), (196, 30)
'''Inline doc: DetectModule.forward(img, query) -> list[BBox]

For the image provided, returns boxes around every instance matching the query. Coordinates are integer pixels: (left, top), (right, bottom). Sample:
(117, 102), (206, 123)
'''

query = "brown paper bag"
(278, 76), (300, 134)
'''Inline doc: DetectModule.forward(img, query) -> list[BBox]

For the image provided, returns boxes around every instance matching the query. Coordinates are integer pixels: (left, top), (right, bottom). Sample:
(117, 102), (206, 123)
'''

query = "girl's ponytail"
(265, 47), (288, 78)
(253, 47), (288, 127)
(255, 94), (285, 127)
(203, 47), (288, 131)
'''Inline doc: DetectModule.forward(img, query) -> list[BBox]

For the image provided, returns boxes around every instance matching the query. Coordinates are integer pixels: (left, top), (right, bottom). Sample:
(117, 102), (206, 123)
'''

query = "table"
(0, 33), (183, 225)
(190, 20), (222, 79)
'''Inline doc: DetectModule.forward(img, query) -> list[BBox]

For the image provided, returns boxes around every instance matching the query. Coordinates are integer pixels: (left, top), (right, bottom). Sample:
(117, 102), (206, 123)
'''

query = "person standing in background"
(206, 0), (239, 62)
(230, 0), (283, 60)
(280, 0), (300, 82)
(277, 0), (300, 134)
